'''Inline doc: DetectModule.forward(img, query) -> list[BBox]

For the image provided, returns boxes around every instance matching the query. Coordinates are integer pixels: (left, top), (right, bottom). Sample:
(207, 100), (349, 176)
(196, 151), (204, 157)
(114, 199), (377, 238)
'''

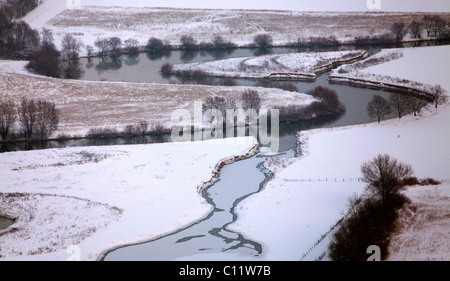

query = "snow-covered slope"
(229, 45), (450, 260)
(0, 137), (257, 260)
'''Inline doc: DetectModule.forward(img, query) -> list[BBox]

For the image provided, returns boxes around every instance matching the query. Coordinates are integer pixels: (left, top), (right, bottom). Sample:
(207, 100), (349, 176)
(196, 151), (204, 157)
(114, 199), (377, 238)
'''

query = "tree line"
(390, 14), (449, 42)
(367, 85), (447, 123)
(0, 98), (59, 142)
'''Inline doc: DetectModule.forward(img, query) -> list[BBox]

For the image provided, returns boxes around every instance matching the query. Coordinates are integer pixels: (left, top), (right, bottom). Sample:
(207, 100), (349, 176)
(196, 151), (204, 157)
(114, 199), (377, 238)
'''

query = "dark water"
(0, 216), (15, 230)
(103, 154), (269, 261)
(2, 42), (438, 261)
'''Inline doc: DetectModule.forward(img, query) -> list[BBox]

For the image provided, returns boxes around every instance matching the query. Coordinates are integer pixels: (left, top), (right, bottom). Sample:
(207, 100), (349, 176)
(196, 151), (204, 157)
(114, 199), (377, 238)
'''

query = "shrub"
(212, 36), (236, 49)
(180, 35), (197, 50)
(160, 63), (173, 74)
(297, 36), (340, 47)
(253, 34), (273, 48)
(146, 37), (170, 52)
(124, 38), (140, 53)
(420, 178), (441, 186)
(26, 43), (61, 78)
(361, 154), (414, 204)
(150, 123), (168, 135)
(367, 95), (392, 123)
(0, 99), (17, 141)
(402, 176), (420, 186)
(241, 89), (261, 111)
(18, 98), (59, 140)
(86, 127), (120, 139)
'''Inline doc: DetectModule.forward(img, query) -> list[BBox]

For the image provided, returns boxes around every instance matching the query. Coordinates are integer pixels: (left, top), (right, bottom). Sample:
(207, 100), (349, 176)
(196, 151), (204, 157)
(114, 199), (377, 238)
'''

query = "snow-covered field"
(21, 1), (449, 56)
(172, 50), (367, 80)
(228, 45), (450, 260)
(0, 137), (257, 260)
(0, 62), (315, 138)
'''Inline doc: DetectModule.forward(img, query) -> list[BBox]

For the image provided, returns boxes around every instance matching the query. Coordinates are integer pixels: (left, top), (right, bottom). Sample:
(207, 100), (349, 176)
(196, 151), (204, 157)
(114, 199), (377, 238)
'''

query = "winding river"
(1, 41), (444, 260)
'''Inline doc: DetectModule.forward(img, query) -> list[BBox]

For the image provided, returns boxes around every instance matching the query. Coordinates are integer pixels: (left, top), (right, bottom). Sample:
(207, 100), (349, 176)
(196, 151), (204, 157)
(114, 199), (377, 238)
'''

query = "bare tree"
(431, 15), (447, 37)
(202, 96), (236, 120)
(35, 100), (59, 140)
(41, 28), (54, 46)
(146, 37), (170, 52)
(124, 38), (140, 53)
(19, 98), (38, 139)
(85, 45), (94, 58)
(422, 15), (434, 37)
(241, 89), (261, 111)
(406, 96), (428, 116)
(19, 98), (59, 140)
(409, 21), (422, 38)
(94, 37), (109, 56)
(61, 34), (83, 60)
(367, 95), (392, 123)
(254, 34), (273, 48)
(108, 37), (122, 56)
(390, 22), (408, 42)
(0, 99), (16, 141)
(389, 93), (410, 119)
(361, 154), (414, 204)
(180, 35), (197, 50)
(430, 84), (448, 108)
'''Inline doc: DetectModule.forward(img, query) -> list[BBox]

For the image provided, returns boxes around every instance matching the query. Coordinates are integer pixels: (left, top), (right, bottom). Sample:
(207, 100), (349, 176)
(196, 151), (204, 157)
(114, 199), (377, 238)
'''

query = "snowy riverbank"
(228, 45), (450, 260)
(0, 61), (315, 138)
(0, 137), (257, 260)
(171, 50), (368, 81)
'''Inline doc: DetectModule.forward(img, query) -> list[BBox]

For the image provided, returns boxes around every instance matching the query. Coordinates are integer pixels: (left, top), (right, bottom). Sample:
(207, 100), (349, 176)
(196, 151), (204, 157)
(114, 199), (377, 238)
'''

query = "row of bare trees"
(391, 15), (449, 42)
(0, 98), (59, 142)
(367, 85), (447, 123)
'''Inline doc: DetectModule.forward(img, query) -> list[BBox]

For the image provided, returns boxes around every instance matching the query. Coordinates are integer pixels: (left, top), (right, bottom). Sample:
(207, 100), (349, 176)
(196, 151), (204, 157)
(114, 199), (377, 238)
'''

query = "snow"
(228, 45), (450, 260)
(20, 1), (436, 56)
(172, 50), (367, 79)
(387, 182), (450, 261)
(0, 137), (257, 260)
(0, 65), (315, 138)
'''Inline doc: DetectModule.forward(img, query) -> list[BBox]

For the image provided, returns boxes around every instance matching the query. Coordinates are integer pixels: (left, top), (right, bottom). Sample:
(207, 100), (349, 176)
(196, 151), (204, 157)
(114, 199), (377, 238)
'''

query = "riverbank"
(0, 61), (315, 139)
(170, 50), (368, 81)
(0, 137), (257, 260)
(23, 2), (449, 57)
(228, 45), (450, 260)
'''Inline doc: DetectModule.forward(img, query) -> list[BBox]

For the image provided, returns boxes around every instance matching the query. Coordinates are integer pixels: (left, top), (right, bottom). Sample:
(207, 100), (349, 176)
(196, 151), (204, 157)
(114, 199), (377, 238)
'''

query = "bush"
(297, 36), (340, 47)
(402, 176), (420, 186)
(241, 89), (261, 111)
(160, 63), (173, 74)
(361, 154), (414, 204)
(253, 34), (273, 48)
(353, 33), (394, 45)
(146, 37), (170, 52)
(26, 43), (61, 78)
(124, 38), (140, 53)
(18, 98), (59, 140)
(180, 35), (197, 50)
(305, 86), (345, 116)
(86, 127), (120, 139)
(420, 178), (441, 186)
(212, 36), (236, 49)
(0, 99), (17, 141)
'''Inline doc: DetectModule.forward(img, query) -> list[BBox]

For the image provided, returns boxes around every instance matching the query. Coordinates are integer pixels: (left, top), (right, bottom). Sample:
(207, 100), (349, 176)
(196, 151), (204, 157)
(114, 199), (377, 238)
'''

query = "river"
(0, 42), (439, 260)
